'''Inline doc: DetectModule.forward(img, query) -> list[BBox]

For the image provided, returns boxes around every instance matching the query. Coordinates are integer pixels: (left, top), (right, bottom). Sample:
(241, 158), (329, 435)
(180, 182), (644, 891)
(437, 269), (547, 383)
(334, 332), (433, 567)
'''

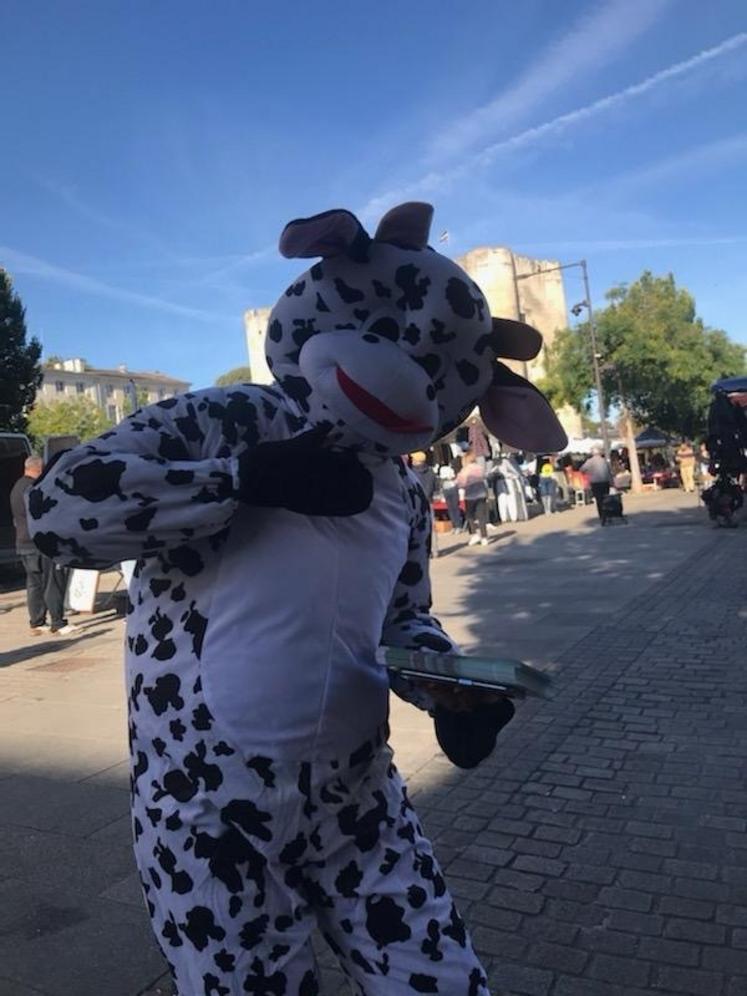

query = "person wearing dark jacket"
(580, 448), (612, 522)
(411, 451), (439, 556)
(10, 456), (73, 635)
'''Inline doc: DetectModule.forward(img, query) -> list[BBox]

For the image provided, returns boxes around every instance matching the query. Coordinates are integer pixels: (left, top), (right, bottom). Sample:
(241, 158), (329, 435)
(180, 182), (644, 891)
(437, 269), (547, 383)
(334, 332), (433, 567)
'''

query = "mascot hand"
(237, 426), (373, 516)
(433, 696), (515, 770)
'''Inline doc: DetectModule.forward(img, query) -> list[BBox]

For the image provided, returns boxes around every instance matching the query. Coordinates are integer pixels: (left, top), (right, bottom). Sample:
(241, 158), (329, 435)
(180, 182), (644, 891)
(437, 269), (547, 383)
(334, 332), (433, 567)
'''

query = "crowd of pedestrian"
(408, 428), (722, 549)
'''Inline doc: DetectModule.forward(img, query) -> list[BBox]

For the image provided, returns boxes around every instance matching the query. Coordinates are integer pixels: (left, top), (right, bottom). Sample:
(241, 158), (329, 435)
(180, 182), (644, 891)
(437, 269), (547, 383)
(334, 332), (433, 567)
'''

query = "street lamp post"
(509, 252), (530, 381)
(513, 257), (611, 461)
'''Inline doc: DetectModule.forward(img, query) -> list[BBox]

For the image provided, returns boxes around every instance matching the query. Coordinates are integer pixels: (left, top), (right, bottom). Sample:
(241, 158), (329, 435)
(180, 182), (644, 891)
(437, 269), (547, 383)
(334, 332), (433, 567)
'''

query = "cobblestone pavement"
(1, 490), (746, 995)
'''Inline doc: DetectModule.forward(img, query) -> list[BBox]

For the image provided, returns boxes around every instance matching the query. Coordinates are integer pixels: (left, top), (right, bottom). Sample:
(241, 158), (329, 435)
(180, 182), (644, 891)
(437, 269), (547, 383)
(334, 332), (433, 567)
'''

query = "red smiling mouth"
(336, 366), (432, 434)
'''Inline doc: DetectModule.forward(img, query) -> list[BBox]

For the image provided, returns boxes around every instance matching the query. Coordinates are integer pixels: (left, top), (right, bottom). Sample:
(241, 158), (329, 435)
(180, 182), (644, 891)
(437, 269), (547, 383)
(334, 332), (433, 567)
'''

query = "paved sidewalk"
(1, 490), (746, 995)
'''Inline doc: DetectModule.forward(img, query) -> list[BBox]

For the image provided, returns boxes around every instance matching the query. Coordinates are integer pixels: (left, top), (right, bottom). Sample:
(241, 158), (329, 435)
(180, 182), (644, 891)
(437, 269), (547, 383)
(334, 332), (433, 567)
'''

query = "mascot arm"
(381, 479), (515, 767)
(381, 495), (458, 712)
(27, 386), (282, 569)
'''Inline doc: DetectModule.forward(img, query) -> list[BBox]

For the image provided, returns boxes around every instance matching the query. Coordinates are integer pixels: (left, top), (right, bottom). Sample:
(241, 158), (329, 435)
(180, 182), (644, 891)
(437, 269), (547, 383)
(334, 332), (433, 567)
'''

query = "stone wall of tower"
(456, 246), (582, 440)
(243, 246), (584, 441)
(244, 307), (273, 385)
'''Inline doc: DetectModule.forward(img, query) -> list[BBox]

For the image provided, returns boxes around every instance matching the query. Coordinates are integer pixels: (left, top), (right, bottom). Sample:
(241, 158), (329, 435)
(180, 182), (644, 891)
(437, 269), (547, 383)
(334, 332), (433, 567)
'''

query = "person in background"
(439, 463), (462, 532)
(676, 438), (696, 493)
(698, 441), (713, 492)
(456, 448), (489, 546)
(410, 451), (439, 557)
(580, 447), (612, 523)
(10, 455), (75, 636)
(467, 417), (491, 466)
(538, 460), (558, 515)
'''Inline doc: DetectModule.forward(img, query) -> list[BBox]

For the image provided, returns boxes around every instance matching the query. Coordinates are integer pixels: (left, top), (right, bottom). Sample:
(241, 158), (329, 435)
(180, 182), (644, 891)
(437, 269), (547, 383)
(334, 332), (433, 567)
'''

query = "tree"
(215, 365), (252, 387)
(540, 271), (745, 493)
(124, 386), (151, 415)
(0, 269), (43, 433)
(28, 397), (113, 443)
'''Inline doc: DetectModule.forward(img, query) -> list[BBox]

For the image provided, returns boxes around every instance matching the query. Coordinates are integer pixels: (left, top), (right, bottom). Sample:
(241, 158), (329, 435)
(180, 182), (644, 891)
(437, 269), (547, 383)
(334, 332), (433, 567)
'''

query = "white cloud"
(1, 245), (233, 323)
(517, 236), (747, 253)
(429, 0), (672, 162)
(360, 32), (747, 221)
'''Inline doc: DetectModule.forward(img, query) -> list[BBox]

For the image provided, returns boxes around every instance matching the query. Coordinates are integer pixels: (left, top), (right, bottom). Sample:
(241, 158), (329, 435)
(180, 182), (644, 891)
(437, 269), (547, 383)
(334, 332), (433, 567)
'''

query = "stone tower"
(456, 246), (582, 440)
(244, 307), (273, 385)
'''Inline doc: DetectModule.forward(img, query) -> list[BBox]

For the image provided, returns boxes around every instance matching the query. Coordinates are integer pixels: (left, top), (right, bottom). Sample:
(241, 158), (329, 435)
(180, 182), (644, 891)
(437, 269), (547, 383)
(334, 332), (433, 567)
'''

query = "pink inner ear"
(479, 384), (568, 452)
(374, 202), (434, 249)
(280, 210), (363, 259)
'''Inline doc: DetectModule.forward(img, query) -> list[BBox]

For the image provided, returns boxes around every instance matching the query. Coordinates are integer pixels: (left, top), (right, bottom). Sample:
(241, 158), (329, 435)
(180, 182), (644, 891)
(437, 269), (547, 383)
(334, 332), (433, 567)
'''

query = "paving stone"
(471, 925), (526, 960)
(487, 961), (553, 996)
(527, 940), (588, 975)
(598, 886), (653, 913)
(653, 964), (725, 996)
(588, 952), (651, 987)
(638, 935), (700, 967)
(664, 917), (726, 945)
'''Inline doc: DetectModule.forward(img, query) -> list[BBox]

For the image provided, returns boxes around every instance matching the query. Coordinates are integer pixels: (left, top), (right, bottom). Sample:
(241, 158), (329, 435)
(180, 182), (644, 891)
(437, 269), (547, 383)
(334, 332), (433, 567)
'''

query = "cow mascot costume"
(29, 203), (566, 995)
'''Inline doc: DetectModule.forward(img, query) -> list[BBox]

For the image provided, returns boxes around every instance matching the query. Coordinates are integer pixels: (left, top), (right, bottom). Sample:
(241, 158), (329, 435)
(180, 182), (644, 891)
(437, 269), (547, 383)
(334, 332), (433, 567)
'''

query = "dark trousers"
(21, 553), (68, 628)
(465, 497), (488, 539)
(591, 482), (610, 521)
(444, 488), (462, 530)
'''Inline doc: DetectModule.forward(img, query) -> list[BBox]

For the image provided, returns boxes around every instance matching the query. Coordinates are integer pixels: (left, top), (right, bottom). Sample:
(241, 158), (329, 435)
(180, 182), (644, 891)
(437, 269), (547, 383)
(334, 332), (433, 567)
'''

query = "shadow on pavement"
(1, 493), (746, 994)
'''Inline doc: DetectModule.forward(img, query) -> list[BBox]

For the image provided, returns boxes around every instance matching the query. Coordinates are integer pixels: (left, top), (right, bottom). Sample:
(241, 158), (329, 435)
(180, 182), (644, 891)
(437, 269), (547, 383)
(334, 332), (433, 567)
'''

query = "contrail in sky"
(362, 32), (747, 220)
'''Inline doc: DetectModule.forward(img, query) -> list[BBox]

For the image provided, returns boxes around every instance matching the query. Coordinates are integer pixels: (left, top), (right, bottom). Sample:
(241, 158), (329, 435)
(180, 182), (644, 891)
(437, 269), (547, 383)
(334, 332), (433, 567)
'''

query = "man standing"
(10, 456), (74, 635)
(581, 447), (612, 522)
(676, 439), (696, 493)
(410, 451), (440, 556)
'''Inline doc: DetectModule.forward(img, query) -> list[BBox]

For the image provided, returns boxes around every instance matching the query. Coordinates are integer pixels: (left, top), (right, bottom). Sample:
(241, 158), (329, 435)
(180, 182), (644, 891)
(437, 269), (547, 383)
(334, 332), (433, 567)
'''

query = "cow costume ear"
(280, 209), (370, 259)
(375, 202), (434, 250)
(479, 362), (568, 452)
(490, 318), (543, 362)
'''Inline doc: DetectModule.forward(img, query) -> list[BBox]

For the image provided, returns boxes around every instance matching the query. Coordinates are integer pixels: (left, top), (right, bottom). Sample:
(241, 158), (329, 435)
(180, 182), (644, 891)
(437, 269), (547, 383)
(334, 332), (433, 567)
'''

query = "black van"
(0, 432), (32, 564)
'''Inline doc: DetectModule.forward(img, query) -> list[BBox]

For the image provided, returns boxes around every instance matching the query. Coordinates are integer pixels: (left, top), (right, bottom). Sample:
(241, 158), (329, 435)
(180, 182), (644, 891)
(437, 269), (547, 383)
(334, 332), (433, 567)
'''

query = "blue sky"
(2, 0), (746, 389)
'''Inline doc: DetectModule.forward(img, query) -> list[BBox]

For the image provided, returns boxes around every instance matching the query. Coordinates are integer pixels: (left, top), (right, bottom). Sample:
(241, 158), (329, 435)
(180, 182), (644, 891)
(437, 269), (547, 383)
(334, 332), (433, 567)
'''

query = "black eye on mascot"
(28, 201), (566, 996)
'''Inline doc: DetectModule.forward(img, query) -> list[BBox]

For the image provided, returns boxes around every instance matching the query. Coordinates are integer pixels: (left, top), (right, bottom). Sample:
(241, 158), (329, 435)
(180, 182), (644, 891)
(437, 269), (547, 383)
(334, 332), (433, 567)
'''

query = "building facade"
(39, 359), (190, 423)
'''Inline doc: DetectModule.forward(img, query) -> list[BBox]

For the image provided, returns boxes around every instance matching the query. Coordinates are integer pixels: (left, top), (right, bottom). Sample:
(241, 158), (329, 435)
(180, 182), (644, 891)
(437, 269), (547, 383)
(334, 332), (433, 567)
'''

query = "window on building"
(106, 384), (114, 397)
(55, 381), (64, 393)
(75, 382), (85, 394)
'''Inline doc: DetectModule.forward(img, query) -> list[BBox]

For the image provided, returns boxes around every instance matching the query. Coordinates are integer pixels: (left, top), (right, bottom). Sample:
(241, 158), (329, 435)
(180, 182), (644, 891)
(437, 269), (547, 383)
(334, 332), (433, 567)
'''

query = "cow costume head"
(266, 202), (567, 456)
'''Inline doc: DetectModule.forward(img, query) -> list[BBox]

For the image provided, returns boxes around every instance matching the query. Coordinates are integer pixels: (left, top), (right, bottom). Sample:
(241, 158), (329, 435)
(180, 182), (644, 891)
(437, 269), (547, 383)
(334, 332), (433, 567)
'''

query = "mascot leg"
(313, 741), (490, 994)
(131, 732), (488, 995)
(131, 741), (324, 996)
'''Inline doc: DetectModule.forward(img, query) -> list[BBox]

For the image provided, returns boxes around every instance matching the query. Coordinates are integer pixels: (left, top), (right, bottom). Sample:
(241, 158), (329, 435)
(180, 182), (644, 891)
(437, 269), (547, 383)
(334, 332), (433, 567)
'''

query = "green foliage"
(537, 325), (594, 413)
(28, 397), (113, 443)
(44, 354), (63, 367)
(215, 365), (253, 387)
(542, 271), (746, 438)
(0, 269), (43, 433)
(124, 386), (151, 415)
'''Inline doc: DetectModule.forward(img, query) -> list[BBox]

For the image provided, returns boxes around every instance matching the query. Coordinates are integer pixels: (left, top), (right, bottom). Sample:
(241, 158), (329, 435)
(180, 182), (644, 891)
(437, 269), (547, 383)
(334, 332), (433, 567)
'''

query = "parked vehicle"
(0, 432), (33, 564)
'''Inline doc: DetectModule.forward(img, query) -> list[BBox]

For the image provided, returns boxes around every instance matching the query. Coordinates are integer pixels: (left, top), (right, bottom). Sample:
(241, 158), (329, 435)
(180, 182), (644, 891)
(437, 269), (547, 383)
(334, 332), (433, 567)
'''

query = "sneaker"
(480, 538), (489, 546)
(29, 627), (46, 636)
(51, 623), (79, 636)
(468, 535), (481, 546)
